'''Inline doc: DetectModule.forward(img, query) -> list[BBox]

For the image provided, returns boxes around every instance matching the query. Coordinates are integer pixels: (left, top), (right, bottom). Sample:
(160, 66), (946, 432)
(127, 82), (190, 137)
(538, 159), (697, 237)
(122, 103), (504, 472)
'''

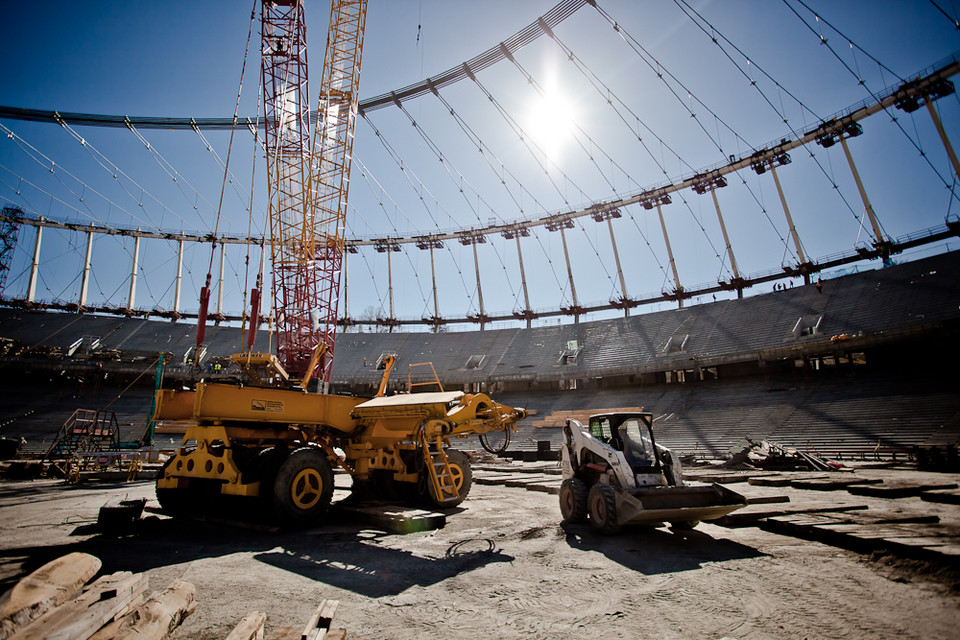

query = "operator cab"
(588, 412), (661, 474)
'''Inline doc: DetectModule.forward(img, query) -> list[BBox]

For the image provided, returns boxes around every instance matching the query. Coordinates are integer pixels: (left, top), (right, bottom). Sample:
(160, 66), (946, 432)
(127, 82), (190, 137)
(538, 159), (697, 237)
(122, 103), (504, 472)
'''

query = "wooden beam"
(12, 571), (148, 640)
(0, 552), (101, 640)
(88, 579), (196, 640)
(226, 611), (267, 640)
(300, 600), (339, 640)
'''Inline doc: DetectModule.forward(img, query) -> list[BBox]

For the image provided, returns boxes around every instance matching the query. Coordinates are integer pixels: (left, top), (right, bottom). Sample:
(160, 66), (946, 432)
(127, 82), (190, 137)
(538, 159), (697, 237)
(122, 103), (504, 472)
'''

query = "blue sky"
(1, 0), (958, 329)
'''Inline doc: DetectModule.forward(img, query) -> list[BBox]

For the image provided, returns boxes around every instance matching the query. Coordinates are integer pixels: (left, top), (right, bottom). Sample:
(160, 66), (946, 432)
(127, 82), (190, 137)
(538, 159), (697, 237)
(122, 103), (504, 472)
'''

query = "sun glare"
(526, 87), (576, 166)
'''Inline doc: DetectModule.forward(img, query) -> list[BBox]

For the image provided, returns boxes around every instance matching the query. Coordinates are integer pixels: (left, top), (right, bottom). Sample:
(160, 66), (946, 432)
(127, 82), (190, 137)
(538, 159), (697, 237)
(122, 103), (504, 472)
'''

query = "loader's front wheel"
(588, 483), (621, 535)
(272, 447), (334, 528)
(559, 478), (588, 523)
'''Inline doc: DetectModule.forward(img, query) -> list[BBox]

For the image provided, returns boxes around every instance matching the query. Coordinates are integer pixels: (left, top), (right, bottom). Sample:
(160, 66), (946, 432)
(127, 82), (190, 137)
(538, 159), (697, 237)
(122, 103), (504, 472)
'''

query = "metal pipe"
(216, 242), (225, 317)
(516, 235), (532, 328)
(710, 187), (740, 280)
(473, 240), (485, 330)
(606, 216), (628, 317)
(926, 99), (960, 180)
(79, 231), (93, 308)
(387, 245), (394, 331)
(559, 224), (579, 322)
(26, 225), (41, 303)
(840, 136), (885, 244)
(173, 238), (184, 317)
(127, 235), (140, 310)
(769, 163), (807, 264)
(656, 203), (683, 308)
(430, 243), (440, 332)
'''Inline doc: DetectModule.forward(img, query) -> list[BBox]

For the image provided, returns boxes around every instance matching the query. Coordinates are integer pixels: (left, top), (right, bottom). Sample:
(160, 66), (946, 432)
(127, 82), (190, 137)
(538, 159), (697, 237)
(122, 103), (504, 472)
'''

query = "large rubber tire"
(559, 478), (588, 523)
(253, 446), (288, 516)
(155, 455), (188, 516)
(424, 449), (473, 508)
(588, 483), (621, 535)
(272, 447), (334, 528)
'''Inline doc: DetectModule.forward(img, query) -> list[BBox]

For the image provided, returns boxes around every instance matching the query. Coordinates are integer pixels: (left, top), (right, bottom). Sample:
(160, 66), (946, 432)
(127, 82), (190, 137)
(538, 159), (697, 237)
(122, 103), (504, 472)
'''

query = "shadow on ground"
(561, 521), (767, 574)
(0, 513), (513, 598)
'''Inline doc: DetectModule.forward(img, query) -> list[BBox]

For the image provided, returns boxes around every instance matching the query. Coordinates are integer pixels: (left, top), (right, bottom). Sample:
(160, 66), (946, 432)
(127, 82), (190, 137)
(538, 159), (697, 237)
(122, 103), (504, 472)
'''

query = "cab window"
(589, 417), (613, 444)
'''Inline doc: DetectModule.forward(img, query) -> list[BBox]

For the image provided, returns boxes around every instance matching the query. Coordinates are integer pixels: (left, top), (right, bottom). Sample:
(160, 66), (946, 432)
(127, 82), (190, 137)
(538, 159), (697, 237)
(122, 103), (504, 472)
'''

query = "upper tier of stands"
(1, 252), (957, 459)
(1, 251), (956, 387)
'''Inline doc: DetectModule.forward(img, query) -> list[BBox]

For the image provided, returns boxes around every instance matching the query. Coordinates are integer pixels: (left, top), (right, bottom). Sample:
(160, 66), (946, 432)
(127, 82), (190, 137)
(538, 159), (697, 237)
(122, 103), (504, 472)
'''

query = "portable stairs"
(416, 427), (460, 504)
(44, 409), (119, 460)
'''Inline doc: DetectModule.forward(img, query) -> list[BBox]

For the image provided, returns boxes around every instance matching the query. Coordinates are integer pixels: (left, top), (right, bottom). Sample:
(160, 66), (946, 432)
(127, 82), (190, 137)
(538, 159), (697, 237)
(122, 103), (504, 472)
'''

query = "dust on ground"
(1, 466), (958, 639)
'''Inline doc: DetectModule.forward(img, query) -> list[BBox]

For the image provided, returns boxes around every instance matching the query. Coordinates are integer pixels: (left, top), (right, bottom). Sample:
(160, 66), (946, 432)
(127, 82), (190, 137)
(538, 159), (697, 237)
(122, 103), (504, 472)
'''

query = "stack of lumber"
(0, 552), (194, 640)
(1, 554), (348, 640)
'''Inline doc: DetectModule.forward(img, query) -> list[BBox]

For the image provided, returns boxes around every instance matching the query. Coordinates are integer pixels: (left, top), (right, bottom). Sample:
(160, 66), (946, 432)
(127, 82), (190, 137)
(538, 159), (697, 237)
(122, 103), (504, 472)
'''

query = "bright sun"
(526, 87), (576, 166)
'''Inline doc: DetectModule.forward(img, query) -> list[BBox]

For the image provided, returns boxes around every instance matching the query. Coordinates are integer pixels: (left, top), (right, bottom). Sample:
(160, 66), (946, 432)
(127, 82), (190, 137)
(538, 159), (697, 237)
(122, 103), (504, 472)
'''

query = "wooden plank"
(714, 502), (868, 527)
(225, 611), (267, 640)
(760, 514), (960, 562)
(921, 489), (960, 505)
(301, 600), (338, 640)
(789, 477), (882, 491)
(524, 482), (560, 495)
(748, 474), (830, 487)
(12, 571), (148, 640)
(473, 475), (532, 486)
(745, 495), (790, 505)
(504, 475), (556, 488)
(89, 579), (196, 640)
(848, 482), (959, 498)
(0, 552), (101, 640)
(747, 476), (792, 487)
(265, 626), (300, 640)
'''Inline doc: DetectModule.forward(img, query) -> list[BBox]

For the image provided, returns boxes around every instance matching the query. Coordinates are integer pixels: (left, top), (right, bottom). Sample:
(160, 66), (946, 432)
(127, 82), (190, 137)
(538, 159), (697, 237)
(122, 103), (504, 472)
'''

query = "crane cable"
(195, 0), (257, 361)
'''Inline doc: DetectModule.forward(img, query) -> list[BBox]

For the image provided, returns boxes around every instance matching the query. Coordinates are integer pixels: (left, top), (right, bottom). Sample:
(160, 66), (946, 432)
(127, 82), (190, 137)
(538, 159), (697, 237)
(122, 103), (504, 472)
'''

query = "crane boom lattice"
(260, 0), (367, 383)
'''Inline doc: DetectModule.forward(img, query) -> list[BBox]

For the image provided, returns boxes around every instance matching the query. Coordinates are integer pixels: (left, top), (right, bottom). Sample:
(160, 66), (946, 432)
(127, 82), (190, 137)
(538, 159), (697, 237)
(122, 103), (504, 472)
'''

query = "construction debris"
(847, 481), (959, 499)
(739, 438), (844, 472)
(0, 554), (347, 640)
(0, 552), (102, 640)
(759, 512), (960, 563)
(97, 497), (147, 531)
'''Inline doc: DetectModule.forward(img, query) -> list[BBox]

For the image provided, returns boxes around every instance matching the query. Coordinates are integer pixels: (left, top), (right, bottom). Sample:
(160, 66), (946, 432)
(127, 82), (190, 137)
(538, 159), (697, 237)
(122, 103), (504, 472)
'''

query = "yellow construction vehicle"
(153, 1), (528, 527)
(154, 354), (525, 526)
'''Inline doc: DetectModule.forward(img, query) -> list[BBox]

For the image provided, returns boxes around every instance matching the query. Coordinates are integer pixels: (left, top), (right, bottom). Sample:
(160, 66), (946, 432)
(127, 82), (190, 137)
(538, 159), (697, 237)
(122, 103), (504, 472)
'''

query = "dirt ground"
(1, 465), (959, 639)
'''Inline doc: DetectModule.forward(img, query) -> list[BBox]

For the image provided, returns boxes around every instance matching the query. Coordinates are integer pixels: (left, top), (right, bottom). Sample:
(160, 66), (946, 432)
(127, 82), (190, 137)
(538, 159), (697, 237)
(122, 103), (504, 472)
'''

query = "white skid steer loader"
(559, 412), (746, 534)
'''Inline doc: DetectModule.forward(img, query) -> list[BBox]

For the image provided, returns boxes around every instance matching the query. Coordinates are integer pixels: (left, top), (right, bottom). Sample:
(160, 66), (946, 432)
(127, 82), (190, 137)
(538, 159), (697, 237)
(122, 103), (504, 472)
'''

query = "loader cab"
(588, 412), (661, 473)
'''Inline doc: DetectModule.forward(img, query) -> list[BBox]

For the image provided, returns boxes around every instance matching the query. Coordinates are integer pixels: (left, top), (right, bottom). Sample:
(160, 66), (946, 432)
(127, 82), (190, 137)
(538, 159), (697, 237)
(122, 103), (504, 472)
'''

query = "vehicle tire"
(155, 455), (188, 516)
(670, 520), (700, 530)
(254, 446), (287, 512)
(588, 483), (621, 535)
(272, 447), (334, 528)
(424, 449), (473, 508)
(559, 478), (589, 523)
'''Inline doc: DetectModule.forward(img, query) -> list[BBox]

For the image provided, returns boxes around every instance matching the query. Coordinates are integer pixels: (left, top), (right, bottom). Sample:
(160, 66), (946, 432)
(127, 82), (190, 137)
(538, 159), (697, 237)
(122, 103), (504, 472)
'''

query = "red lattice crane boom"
(260, 0), (367, 385)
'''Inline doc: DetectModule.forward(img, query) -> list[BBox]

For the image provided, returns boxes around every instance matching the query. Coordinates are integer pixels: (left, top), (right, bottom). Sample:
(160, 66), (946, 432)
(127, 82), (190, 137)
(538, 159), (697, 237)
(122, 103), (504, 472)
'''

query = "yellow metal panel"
(154, 389), (197, 421)
(192, 383), (367, 431)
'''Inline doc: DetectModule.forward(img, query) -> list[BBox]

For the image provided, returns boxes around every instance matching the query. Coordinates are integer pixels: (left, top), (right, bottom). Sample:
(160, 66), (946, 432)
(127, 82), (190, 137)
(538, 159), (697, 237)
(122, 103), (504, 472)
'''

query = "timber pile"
(0, 552), (193, 640)
(1, 554), (348, 640)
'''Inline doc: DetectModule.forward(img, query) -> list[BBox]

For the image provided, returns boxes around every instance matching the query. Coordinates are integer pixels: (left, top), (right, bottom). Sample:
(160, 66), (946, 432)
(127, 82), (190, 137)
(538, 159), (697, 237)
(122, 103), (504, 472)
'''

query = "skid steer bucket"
(614, 483), (747, 526)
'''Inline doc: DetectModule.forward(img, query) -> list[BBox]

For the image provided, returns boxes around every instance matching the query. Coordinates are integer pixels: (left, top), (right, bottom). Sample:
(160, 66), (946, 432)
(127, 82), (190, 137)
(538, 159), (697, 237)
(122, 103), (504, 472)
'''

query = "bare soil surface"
(1, 466), (959, 639)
